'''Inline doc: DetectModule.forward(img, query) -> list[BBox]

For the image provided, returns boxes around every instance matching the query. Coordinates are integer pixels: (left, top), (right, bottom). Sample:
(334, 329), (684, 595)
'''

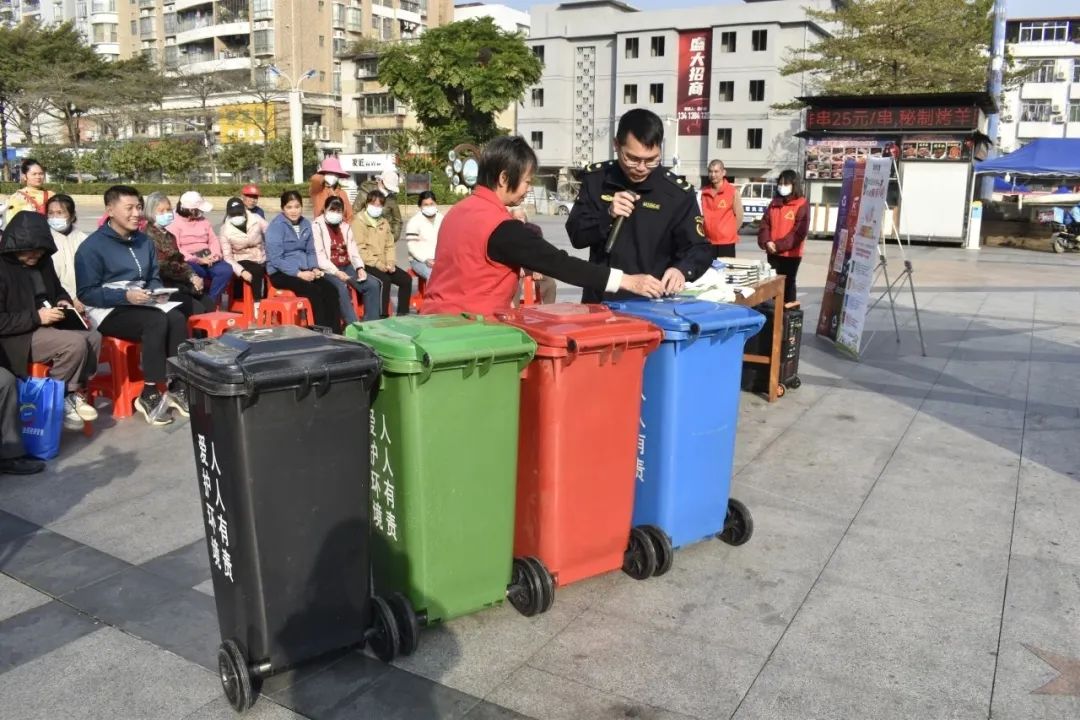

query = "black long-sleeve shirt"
(487, 220), (617, 294)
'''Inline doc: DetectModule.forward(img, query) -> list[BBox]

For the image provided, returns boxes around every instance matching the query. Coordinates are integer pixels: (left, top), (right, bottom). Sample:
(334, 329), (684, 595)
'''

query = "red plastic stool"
(188, 311), (245, 339)
(521, 275), (540, 306)
(87, 338), (144, 419)
(228, 281), (256, 326)
(257, 295), (313, 327)
(408, 269), (426, 313)
(30, 362), (95, 436)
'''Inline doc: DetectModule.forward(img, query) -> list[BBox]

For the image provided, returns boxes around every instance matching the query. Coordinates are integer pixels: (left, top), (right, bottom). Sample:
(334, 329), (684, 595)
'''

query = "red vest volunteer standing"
(422, 186), (521, 316)
(765, 196), (808, 258)
(700, 182), (738, 246)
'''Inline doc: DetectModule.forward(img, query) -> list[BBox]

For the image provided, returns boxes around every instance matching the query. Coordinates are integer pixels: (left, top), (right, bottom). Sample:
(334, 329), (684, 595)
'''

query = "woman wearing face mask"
(144, 192), (215, 317)
(404, 191), (441, 280)
(311, 156), (354, 222)
(354, 190), (411, 317)
(758, 169), (809, 309)
(172, 191), (233, 306)
(5, 159), (53, 224)
(265, 190), (343, 329)
(312, 196), (383, 323)
(219, 197), (269, 303)
(45, 194), (86, 307)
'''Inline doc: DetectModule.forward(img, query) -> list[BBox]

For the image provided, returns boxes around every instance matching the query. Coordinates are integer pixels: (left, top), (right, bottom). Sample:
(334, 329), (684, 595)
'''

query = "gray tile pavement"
(1, 228), (1079, 718)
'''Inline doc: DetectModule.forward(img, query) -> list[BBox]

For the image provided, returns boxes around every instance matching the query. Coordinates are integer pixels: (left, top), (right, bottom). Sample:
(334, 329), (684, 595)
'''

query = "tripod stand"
(861, 201), (927, 357)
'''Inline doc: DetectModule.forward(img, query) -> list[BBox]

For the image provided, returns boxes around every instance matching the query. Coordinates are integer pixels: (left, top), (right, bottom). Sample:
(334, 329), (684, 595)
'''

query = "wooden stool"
(188, 311), (245, 339)
(87, 338), (144, 419)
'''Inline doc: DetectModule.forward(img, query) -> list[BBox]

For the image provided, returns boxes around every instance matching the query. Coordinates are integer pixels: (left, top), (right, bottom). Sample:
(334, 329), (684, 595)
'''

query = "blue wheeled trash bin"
(606, 298), (765, 575)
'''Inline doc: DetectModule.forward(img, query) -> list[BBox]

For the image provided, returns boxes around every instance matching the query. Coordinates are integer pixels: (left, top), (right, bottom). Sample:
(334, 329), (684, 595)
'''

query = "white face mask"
(325, 175), (339, 187)
(777, 185), (793, 197)
(367, 205), (384, 219)
(324, 211), (343, 225)
(421, 205), (438, 218)
(48, 217), (70, 232)
(229, 215), (246, 227)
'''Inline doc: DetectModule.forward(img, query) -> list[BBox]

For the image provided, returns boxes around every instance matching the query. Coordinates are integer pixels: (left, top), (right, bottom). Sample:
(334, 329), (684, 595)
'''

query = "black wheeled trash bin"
(169, 326), (420, 713)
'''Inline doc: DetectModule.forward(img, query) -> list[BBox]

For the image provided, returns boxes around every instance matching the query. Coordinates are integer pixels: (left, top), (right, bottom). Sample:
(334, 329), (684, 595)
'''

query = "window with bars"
(531, 88), (544, 107)
(716, 128), (731, 149)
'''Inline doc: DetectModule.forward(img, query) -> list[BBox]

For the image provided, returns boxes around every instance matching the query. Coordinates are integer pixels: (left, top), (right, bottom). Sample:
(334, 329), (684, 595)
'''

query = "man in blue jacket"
(75, 185), (189, 426)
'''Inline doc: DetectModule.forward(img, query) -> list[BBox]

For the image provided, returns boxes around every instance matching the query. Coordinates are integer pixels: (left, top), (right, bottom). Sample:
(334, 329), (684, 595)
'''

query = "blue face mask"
(156, 212), (174, 227)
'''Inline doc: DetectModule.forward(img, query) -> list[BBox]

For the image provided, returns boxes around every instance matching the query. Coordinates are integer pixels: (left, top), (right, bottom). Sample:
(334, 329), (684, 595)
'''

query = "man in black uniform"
(567, 108), (713, 302)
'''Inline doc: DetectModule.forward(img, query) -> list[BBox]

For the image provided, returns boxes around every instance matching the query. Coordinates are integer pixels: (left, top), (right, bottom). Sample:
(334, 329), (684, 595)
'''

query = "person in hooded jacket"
(0, 211), (102, 431)
(75, 185), (190, 427)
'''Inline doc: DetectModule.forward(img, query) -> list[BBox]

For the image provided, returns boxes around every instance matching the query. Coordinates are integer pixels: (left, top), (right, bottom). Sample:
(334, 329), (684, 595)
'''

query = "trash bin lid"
(606, 298), (765, 341)
(344, 315), (536, 376)
(169, 325), (381, 396)
(495, 303), (662, 359)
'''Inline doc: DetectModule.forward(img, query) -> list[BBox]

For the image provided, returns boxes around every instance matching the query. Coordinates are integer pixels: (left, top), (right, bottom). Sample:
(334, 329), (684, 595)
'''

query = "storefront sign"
(900, 135), (971, 162)
(805, 138), (895, 180)
(338, 153), (395, 173)
(806, 106), (978, 132)
(676, 30), (712, 136)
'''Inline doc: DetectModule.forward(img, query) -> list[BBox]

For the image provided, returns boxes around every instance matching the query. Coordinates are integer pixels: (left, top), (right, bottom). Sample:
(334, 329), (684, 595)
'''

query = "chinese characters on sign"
(636, 392), (646, 483)
(198, 432), (234, 583)
(676, 30), (712, 136)
(370, 409), (399, 542)
(805, 106), (979, 132)
(804, 138), (895, 180)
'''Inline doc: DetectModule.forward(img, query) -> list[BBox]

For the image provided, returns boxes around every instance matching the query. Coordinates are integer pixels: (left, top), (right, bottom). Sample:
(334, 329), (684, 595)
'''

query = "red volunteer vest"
(422, 186), (520, 316)
(766, 196), (808, 258)
(700, 182), (738, 246)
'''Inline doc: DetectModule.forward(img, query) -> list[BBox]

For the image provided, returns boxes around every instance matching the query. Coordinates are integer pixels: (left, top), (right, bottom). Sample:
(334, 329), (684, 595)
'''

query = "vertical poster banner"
(835, 157), (891, 357)
(677, 30), (711, 136)
(816, 159), (865, 341)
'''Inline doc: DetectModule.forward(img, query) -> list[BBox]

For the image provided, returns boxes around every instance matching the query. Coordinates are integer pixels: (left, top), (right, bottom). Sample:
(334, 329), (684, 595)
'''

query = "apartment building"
(998, 6), (1080, 152)
(518, 0), (833, 186)
(0, 0), (135, 60)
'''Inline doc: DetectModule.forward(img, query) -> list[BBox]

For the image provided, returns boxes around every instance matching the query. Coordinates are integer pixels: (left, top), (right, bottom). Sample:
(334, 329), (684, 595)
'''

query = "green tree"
(378, 18), (542, 149)
(263, 136), (318, 179)
(779, 0), (1018, 104)
(110, 140), (157, 181)
(155, 138), (201, 181)
(218, 142), (265, 180)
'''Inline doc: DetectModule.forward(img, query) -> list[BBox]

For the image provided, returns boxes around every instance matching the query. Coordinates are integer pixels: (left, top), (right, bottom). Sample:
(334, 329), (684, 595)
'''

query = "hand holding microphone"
(605, 190), (639, 254)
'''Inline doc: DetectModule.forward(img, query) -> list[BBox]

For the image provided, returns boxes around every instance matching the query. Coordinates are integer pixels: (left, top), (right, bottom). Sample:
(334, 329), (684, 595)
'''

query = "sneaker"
(135, 388), (173, 427)
(71, 393), (98, 422)
(0, 456), (45, 475)
(63, 396), (85, 431)
(167, 385), (190, 418)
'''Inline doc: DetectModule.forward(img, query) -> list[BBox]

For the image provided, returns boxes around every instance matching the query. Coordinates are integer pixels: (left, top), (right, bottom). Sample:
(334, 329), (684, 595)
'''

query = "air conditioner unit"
(1053, 116), (1065, 124)
(1056, 72), (1067, 81)
(1053, 105), (1063, 113)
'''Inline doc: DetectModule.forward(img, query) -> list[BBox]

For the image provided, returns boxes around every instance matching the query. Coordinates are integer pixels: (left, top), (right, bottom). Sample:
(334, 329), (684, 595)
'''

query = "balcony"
(141, 46), (159, 63)
(139, 17), (156, 38)
(173, 0), (211, 11)
(1020, 82), (1061, 100)
(1017, 120), (1064, 138)
(176, 20), (251, 46)
(139, 0), (155, 6)
(253, 29), (273, 57)
(178, 49), (252, 74)
(253, 0), (271, 20)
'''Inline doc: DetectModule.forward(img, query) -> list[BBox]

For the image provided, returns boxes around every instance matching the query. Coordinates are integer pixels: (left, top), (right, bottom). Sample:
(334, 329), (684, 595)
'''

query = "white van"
(738, 182), (776, 226)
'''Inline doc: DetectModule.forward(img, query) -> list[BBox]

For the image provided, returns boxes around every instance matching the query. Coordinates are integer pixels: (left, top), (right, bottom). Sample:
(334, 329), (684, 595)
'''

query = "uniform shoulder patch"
(662, 170), (695, 193)
(584, 160), (616, 173)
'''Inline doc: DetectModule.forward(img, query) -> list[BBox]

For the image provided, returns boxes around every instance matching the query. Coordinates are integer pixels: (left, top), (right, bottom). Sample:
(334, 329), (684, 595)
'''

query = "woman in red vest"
(422, 136), (663, 316)
(758, 169), (808, 308)
(698, 159), (743, 258)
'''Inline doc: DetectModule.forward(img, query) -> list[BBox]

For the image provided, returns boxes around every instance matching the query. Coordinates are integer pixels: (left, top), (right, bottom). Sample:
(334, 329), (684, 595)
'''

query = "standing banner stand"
(817, 156), (926, 359)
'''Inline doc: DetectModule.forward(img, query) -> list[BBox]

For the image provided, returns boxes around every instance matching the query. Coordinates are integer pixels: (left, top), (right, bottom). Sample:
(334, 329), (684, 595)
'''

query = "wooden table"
(732, 275), (785, 403)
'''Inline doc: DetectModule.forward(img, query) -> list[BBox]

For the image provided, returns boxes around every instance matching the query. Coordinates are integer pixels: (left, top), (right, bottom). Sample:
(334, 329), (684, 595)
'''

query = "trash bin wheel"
(217, 639), (254, 713)
(788, 376), (802, 390)
(776, 383), (786, 398)
(718, 498), (754, 547)
(389, 592), (421, 657)
(642, 525), (674, 577)
(622, 527), (658, 580)
(507, 556), (544, 617)
(523, 556), (556, 613)
(367, 596), (401, 663)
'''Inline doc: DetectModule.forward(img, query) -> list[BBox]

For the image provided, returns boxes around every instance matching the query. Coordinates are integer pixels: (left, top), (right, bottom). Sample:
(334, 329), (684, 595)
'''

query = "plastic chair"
(228, 280), (257, 326)
(188, 311), (245, 339)
(87, 337), (144, 419)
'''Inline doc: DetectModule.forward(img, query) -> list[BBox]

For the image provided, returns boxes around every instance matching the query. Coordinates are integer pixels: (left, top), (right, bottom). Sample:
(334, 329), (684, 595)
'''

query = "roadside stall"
(798, 92), (995, 244)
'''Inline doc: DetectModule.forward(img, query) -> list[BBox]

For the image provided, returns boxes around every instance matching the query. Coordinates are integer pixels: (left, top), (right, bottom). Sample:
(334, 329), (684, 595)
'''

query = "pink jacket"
(171, 216), (223, 262)
(219, 213), (269, 275)
(311, 216), (364, 273)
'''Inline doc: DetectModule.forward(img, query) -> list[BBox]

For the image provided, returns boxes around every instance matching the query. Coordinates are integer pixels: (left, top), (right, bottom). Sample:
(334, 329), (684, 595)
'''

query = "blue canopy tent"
(974, 138), (1080, 177)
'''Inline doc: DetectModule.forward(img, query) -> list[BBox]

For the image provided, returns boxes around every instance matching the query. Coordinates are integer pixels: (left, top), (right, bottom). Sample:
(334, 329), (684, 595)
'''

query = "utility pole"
(981, 0), (1007, 200)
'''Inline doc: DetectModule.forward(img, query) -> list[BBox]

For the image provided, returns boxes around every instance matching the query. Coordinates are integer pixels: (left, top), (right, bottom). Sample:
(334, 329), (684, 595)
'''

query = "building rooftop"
(1008, 0), (1080, 21)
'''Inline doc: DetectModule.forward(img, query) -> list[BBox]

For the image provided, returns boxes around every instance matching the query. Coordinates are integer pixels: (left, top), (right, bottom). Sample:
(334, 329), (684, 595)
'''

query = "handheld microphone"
(605, 215), (625, 254)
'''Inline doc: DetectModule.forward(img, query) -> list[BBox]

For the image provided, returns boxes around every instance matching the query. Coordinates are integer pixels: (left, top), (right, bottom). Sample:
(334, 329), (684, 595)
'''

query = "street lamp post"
(267, 65), (317, 183)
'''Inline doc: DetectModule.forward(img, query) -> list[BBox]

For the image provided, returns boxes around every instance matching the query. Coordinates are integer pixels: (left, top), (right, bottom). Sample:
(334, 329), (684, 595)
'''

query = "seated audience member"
(75, 185), (189, 426)
(312, 196), (383, 323)
(0, 364), (45, 474)
(354, 190), (411, 317)
(264, 190), (343, 330)
(172, 191), (233, 306)
(46, 194), (87, 305)
(219, 197), (269, 303)
(404, 191), (442, 280)
(0, 212), (101, 431)
(144, 192), (215, 316)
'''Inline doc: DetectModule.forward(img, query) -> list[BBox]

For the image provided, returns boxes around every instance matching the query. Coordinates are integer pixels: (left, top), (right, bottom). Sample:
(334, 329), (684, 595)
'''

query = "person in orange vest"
(757, 169), (808, 308)
(423, 136), (663, 316)
(697, 159), (743, 258)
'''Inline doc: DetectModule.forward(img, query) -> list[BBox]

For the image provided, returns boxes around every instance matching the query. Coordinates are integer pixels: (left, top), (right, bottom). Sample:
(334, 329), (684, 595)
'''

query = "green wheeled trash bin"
(169, 326), (419, 714)
(344, 315), (545, 627)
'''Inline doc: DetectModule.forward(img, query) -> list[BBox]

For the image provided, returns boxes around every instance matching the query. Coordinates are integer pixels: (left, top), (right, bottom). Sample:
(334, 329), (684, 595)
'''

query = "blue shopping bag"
(18, 376), (65, 460)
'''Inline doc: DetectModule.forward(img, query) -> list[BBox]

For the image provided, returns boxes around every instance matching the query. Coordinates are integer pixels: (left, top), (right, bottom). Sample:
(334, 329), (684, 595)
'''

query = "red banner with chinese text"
(676, 30), (711, 136)
(805, 106), (979, 132)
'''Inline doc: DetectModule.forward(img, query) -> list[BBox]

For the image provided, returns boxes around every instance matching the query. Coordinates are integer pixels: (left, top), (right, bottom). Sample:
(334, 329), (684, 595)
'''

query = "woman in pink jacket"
(219, 197), (269, 301)
(172, 191), (233, 304)
(311, 196), (382, 322)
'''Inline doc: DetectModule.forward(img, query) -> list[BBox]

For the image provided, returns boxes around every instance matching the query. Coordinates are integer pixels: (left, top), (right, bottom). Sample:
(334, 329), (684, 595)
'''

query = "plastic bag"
(18, 376), (65, 460)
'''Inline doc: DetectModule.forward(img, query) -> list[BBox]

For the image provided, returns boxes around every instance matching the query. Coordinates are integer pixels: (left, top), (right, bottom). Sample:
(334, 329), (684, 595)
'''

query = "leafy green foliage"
(262, 137), (319, 177)
(218, 142), (266, 180)
(378, 18), (542, 149)
(30, 146), (76, 181)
